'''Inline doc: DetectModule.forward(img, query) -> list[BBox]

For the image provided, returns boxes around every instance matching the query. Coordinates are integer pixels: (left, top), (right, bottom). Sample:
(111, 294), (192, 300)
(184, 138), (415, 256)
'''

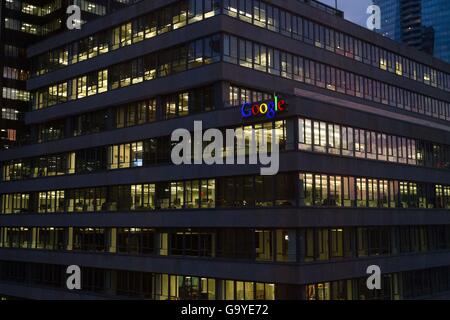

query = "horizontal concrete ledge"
(1, 152), (450, 194)
(1, 208), (450, 228)
(1, 249), (450, 285)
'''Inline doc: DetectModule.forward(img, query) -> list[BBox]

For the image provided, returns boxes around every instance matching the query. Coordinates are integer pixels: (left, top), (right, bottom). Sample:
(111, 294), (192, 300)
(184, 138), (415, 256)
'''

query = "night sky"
(318, 0), (374, 27)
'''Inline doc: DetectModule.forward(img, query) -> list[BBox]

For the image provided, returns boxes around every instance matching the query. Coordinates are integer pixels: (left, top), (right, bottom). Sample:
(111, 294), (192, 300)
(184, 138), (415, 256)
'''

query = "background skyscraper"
(374, 0), (450, 63)
(371, 0), (401, 39)
(0, 0), (135, 149)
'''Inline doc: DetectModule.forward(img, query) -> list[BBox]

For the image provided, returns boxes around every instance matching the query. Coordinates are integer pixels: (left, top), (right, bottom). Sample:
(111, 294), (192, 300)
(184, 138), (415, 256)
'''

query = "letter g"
(266, 101), (276, 118)
(241, 102), (252, 118)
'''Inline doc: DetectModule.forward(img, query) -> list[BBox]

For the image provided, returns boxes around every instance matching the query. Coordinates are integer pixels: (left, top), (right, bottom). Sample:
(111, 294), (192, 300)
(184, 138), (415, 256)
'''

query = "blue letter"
(241, 103), (252, 118)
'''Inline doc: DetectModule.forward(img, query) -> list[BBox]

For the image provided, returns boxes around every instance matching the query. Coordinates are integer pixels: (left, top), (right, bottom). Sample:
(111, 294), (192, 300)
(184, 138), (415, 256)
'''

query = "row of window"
(32, 33), (450, 123)
(3, 44), (27, 58)
(0, 130), (17, 143)
(303, 226), (450, 262)
(228, 84), (272, 107)
(15, 112), (450, 181)
(2, 226), (449, 264)
(3, 66), (29, 81)
(6, 0), (108, 17)
(1, 260), (450, 300)
(23, 85), (216, 145)
(0, 260), (274, 300)
(30, 0), (450, 97)
(223, 0), (450, 91)
(2, 120), (288, 181)
(223, 34), (450, 122)
(2, 87), (30, 102)
(5, 0), (63, 16)
(299, 118), (450, 169)
(117, 85), (215, 127)
(1, 178), (215, 214)
(2, 172), (450, 214)
(73, 0), (107, 16)
(299, 173), (450, 209)
(31, 0), (221, 76)
(31, 84), (256, 145)
(4, 18), (38, 35)
(306, 266), (450, 300)
(1, 108), (20, 121)
(32, 35), (221, 109)
(3, 18), (61, 36)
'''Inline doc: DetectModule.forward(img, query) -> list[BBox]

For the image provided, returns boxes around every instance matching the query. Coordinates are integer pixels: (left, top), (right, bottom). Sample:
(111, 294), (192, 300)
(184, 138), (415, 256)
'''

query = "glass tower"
(374, 0), (450, 63)
(421, 0), (450, 63)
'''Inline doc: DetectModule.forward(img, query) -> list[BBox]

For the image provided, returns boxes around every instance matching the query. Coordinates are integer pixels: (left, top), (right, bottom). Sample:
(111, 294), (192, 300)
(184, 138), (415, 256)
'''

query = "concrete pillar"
(105, 269), (117, 296)
(105, 106), (115, 130)
(156, 232), (168, 256)
(289, 117), (297, 149)
(31, 228), (37, 249)
(156, 96), (165, 121)
(65, 117), (73, 138)
(391, 227), (399, 255)
(297, 229), (306, 263)
(214, 81), (230, 109)
(109, 228), (117, 253)
(67, 227), (73, 251)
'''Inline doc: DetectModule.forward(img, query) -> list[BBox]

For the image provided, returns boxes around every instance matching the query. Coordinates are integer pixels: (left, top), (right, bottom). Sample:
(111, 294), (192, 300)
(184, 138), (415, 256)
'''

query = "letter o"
(259, 103), (268, 114)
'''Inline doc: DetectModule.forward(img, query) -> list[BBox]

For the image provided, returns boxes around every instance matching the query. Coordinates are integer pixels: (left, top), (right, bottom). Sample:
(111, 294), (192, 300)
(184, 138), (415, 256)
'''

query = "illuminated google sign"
(241, 95), (287, 119)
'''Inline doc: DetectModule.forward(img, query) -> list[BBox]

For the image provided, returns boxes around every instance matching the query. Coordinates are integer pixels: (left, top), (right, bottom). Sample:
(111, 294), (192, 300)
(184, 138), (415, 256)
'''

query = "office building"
(0, 0), (450, 300)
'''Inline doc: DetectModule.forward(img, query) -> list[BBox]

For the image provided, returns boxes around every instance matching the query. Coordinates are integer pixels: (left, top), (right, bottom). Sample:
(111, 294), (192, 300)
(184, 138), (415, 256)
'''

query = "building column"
(105, 107), (115, 130)
(297, 229), (305, 263)
(29, 125), (38, 144)
(287, 118), (297, 151)
(31, 228), (37, 249)
(214, 81), (230, 109)
(156, 232), (168, 256)
(66, 227), (73, 251)
(156, 96), (165, 121)
(65, 117), (73, 138)
(105, 269), (117, 296)
(109, 228), (117, 253)
(391, 227), (399, 255)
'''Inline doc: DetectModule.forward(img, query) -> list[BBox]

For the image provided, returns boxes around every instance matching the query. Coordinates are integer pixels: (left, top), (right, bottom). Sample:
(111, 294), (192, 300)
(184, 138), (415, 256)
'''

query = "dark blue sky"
(318, 0), (373, 27)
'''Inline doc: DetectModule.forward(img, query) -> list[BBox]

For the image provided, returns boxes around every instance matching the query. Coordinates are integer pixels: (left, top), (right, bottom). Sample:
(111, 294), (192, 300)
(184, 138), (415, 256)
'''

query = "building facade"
(374, 0), (450, 63)
(0, 0), (450, 300)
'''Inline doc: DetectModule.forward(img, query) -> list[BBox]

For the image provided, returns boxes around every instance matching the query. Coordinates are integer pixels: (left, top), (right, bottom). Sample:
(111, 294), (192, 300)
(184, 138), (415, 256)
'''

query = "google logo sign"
(241, 95), (287, 119)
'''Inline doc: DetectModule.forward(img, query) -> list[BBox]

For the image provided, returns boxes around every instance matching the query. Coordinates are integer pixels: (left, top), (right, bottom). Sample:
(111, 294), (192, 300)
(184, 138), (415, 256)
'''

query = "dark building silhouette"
(0, 0), (134, 149)
(0, 0), (450, 300)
